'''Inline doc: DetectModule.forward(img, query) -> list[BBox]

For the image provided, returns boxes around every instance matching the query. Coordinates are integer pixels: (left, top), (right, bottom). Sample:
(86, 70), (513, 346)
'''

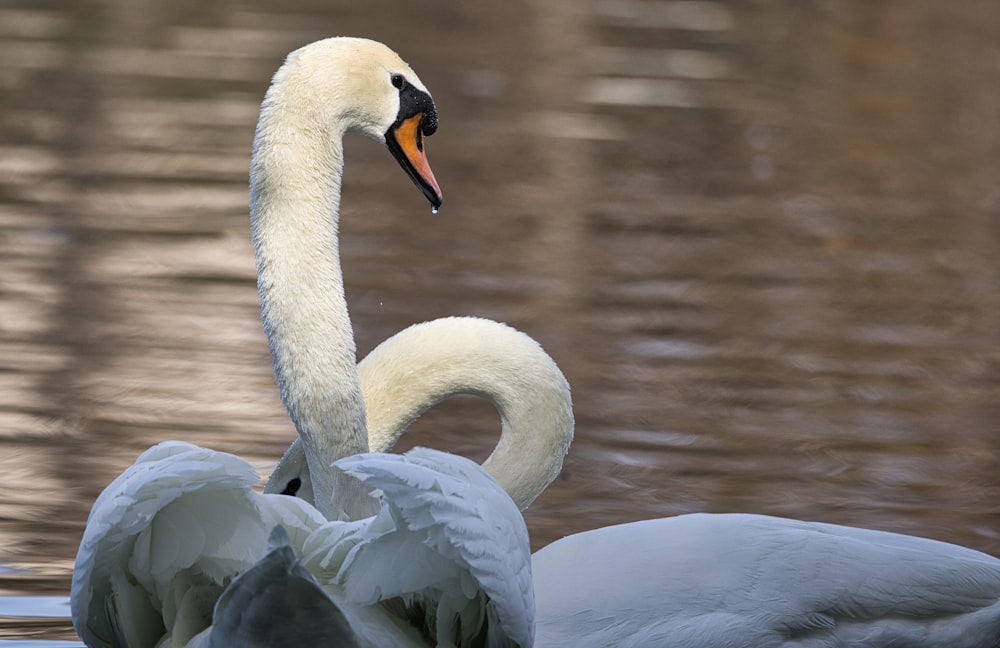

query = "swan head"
(259, 37), (442, 208)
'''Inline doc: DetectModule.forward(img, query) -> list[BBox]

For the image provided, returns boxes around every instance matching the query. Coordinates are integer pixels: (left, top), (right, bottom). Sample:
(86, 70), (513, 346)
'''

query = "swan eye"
(279, 477), (302, 497)
(391, 73), (404, 89)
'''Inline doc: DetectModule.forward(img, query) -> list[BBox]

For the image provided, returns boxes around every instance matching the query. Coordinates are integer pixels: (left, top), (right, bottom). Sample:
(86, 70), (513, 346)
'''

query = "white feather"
(71, 443), (533, 648)
(71, 442), (324, 648)
(327, 448), (534, 647)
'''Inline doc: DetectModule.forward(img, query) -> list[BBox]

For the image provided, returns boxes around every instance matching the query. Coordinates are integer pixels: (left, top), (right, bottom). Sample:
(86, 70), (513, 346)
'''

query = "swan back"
(532, 513), (1000, 647)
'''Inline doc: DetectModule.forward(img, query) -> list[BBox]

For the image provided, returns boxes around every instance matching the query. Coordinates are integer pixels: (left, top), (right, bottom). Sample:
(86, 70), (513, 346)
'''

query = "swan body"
(250, 36), (442, 521)
(532, 513), (1000, 647)
(266, 316), (574, 510)
(71, 442), (534, 648)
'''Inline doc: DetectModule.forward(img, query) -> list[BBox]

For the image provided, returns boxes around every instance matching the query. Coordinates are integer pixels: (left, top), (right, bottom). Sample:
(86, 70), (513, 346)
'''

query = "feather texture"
(533, 513), (1000, 647)
(325, 448), (534, 648)
(71, 443), (533, 648)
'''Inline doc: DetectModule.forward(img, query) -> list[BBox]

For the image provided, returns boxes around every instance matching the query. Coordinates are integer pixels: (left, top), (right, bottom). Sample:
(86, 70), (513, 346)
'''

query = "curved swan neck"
(360, 317), (575, 509)
(251, 55), (374, 521)
(265, 318), (575, 509)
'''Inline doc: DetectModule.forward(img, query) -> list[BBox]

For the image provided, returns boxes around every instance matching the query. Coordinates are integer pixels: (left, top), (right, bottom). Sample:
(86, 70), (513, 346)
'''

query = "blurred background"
(0, 0), (998, 642)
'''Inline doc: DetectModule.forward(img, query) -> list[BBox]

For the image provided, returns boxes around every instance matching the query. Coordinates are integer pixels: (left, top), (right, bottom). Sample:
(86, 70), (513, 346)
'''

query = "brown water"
(1, 0), (999, 642)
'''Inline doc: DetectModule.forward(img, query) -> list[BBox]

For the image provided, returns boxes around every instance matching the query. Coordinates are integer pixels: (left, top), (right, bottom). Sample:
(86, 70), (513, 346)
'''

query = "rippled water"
(1, 0), (998, 643)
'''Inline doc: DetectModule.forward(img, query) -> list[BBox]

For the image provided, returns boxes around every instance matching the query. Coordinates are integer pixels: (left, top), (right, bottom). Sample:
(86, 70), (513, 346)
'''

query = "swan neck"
(360, 319), (574, 509)
(251, 94), (375, 521)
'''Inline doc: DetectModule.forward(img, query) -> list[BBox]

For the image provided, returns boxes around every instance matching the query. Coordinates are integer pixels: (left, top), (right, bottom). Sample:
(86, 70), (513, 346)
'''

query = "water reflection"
(1, 0), (999, 643)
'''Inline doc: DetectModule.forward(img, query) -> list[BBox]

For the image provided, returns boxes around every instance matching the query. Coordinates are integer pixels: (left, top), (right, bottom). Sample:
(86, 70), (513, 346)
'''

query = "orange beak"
(386, 113), (442, 210)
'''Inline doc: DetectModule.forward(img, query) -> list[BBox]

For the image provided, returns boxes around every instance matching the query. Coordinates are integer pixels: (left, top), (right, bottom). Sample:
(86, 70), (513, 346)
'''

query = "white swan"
(239, 37), (1000, 648)
(332, 328), (1000, 646)
(72, 37), (536, 648)
(72, 30), (1000, 648)
(266, 316), (574, 510)
(70, 442), (533, 648)
(250, 36), (441, 521)
(274, 326), (1000, 648)
(248, 38), (1000, 644)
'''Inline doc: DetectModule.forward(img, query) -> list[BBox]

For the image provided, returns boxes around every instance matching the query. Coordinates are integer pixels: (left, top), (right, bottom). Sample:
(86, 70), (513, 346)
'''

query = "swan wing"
(301, 447), (535, 648)
(533, 513), (1000, 647)
(71, 441), (324, 648)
